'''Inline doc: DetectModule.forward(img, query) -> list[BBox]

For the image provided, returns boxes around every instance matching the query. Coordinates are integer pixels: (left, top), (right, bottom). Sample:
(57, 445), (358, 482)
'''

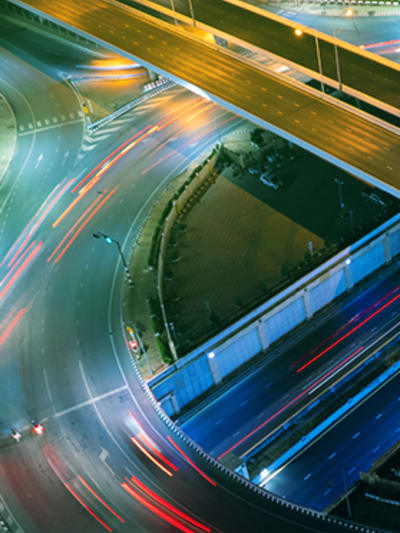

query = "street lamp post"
(294, 28), (324, 94)
(334, 178), (345, 215)
(93, 231), (135, 288)
(314, 31), (325, 94)
(169, 0), (178, 25)
(188, 0), (196, 27)
(333, 29), (343, 94)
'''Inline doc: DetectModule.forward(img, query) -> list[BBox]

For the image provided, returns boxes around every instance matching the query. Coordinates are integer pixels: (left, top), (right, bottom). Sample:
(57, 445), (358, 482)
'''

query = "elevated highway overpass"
(8, 0), (400, 199)
(2, 1), (397, 531)
(126, 0), (400, 117)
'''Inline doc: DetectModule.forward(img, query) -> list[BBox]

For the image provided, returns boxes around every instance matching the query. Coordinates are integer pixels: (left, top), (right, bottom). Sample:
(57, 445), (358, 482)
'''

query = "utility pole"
(93, 232), (135, 288)
(314, 32), (325, 94)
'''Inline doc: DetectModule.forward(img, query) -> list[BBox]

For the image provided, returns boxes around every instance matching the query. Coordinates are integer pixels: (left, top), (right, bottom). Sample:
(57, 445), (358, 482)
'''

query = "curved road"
(0, 24), (359, 533)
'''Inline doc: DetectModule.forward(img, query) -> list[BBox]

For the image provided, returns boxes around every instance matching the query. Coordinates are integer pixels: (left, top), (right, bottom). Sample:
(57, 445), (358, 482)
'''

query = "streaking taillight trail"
(296, 292), (400, 373)
(0, 308), (26, 348)
(218, 345), (365, 459)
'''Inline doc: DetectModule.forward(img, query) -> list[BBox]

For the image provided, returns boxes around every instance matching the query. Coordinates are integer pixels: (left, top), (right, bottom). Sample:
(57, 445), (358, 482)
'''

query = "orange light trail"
(167, 436), (217, 487)
(137, 432), (178, 472)
(64, 482), (112, 532)
(48, 193), (104, 262)
(144, 102), (214, 161)
(2, 178), (73, 268)
(129, 475), (211, 532)
(131, 437), (173, 477)
(78, 476), (125, 523)
(0, 241), (42, 300)
(121, 483), (196, 533)
(53, 128), (157, 229)
(0, 308), (26, 349)
(71, 125), (153, 194)
(53, 187), (118, 263)
(141, 115), (235, 175)
(155, 97), (203, 131)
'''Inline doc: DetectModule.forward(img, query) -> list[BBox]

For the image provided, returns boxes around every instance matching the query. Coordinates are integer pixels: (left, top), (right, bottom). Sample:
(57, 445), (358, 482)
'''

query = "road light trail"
(296, 292), (400, 373)
(167, 436), (217, 486)
(0, 308), (26, 348)
(47, 193), (105, 262)
(77, 476), (125, 523)
(129, 474), (211, 532)
(131, 436), (174, 477)
(64, 482), (112, 532)
(53, 187), (119, 264)
(121, 481), (197, 533)
(0, 241), (43, 300)
(2, 178), (73, 268)
(218, 346), (365, 460)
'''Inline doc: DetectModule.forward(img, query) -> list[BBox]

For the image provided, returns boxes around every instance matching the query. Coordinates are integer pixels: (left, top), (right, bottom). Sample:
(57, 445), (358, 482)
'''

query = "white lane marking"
(304, 473), (311, 481)
(373, 445), (380, 453)
(99, 447), (116, 476)
(328, 452), (336, 460)
(376, 413), (382, 420)
(240, 400), (248, 407)
(348, 466), (356, 475)
(43, 368), (54, 405)
(215, 418), (223, 426)
(19, 118), (83, 136)
(323, 487), (332, 496)
(352, 432), (360, 439)
(54, 381), (128, 418)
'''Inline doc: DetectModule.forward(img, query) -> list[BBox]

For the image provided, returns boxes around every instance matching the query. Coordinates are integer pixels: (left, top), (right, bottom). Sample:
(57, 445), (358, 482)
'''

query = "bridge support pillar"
(303, 288), (313, 320)
(344, 262), (354, 291)
(384, 233), (392, 264)
(257, 319), (269, 352)
(207, 351), (222, 385)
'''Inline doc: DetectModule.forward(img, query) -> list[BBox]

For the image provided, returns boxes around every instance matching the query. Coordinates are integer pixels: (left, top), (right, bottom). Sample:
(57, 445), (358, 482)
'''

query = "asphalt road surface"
(0, 20), (356, 533)
(264, 370), (400, 512)
(125, 0), (400, 111)
(180, 266), (400, 461)
(10, 0), (400, 199)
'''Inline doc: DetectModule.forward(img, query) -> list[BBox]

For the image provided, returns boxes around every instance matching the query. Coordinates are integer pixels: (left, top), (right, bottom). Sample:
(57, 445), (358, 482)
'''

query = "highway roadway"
(264, 369), (400, 512)
(125, 0), (400, 111)
(9, 0), (400, 200)
(0, 19), (354, 533)
(179, 265), (400, 462)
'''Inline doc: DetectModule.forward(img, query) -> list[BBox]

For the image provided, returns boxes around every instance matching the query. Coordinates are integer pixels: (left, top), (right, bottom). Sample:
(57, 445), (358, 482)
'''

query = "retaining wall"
(150, 213), (400, 416)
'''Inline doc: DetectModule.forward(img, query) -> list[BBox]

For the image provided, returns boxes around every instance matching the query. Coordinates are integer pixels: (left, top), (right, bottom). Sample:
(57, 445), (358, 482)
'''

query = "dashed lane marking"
(53, 384), (128, 418)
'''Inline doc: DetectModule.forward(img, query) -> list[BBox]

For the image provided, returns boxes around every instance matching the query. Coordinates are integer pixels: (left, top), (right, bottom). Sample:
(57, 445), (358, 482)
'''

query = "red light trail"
(64, 482), (112, 532)
(167, 436), (217, 486)
(296, 293), (400, 373)
(218, 345), (365, 459)
(0, 308), (26, 349)
(78, 476), (125, 523)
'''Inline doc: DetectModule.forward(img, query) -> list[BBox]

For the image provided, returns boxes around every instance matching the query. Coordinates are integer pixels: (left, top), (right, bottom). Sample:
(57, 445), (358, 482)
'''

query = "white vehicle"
(11, 428), (21, 442)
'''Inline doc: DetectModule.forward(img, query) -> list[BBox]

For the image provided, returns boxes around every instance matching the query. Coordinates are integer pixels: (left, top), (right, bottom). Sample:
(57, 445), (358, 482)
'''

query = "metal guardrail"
(0, 494), (24, 533)
(88, 79), (175, 131)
